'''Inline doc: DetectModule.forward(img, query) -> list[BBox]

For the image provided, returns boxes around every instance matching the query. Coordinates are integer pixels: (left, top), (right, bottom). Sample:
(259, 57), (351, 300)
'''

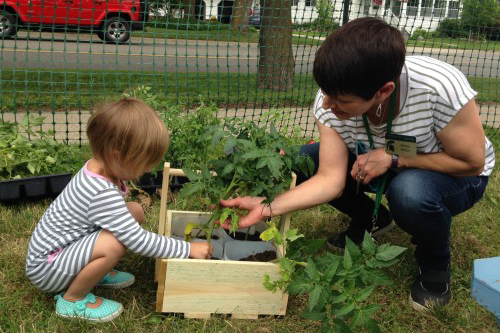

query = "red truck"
(0, 0), (148, 43)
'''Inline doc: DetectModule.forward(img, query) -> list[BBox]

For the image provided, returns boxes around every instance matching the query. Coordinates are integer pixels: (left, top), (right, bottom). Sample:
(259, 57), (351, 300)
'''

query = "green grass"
(406, 37), (500, 51)
(133, 28), (500, 51)
(0, 69), (498, 112)
(0, 137), (498, 332)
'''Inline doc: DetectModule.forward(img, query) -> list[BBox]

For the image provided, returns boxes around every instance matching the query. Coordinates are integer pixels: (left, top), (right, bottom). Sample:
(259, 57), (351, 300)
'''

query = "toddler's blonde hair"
(86, 98), (169, 178)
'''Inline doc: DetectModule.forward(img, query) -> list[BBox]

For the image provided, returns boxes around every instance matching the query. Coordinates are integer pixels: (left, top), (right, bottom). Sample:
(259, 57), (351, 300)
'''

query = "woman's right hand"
(219, 196), (270, 229)
(189, 242), (213, 259)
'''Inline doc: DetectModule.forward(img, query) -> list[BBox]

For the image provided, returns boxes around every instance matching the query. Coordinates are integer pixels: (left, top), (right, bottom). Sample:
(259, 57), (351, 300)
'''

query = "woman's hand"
(351, 148), (391, 184)
(188, 242), (213, 259)
(218, 196), (270, 229)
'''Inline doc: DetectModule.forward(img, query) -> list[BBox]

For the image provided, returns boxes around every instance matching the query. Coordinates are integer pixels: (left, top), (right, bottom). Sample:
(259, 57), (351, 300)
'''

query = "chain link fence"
(0, 0), (498, 141)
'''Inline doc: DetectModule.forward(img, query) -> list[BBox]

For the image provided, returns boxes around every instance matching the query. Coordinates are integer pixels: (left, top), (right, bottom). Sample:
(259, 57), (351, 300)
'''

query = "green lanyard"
(361, 83), (397, 225)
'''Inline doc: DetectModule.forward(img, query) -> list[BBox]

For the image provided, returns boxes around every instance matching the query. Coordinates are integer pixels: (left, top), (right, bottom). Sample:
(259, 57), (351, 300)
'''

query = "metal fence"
(0, 0), (498, 141)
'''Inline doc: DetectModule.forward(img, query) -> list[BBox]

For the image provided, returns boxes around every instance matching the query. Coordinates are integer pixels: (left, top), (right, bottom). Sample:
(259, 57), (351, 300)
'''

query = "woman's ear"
(376, 81), (396, 101)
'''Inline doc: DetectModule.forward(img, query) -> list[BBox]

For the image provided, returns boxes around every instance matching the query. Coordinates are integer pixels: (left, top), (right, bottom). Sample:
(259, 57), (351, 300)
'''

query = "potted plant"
(0, 116), (88, 202)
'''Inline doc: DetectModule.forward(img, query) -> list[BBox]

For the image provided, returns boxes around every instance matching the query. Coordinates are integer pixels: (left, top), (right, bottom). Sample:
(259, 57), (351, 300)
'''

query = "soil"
(239, 251), (277, 262)
(228, 231), (262, 241)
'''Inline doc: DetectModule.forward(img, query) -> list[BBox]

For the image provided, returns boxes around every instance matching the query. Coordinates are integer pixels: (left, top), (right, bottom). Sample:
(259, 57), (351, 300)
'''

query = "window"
(447, 1), (459, 18)
(433, 0), (446, 17)
(407, 0), (418, 17)
(305, 0), (316, 6)
(421, 0), (432, 17)
(292, 0), (299, 5)
(363, 0), (370, 14)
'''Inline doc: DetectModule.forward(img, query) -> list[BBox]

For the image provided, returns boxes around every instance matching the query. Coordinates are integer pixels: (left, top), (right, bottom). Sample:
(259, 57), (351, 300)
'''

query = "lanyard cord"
(361, 83), (397, 224)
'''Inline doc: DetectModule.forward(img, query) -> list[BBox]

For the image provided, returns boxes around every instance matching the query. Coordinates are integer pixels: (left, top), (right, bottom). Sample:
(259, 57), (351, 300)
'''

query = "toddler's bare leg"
(63, 230), (126, 307)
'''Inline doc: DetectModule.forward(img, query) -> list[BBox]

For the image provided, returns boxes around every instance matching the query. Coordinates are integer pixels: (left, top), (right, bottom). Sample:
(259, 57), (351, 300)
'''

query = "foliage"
(437, 18), (466, 38)
(0, 116), (87, 180)
(123, 86), (222, 169)
(314, 0), (337, 32)
(264, 232), (407, 333)
(178, 117), (314, 240)
(461, 0), (498, 32)
(293, 18), (339, 33)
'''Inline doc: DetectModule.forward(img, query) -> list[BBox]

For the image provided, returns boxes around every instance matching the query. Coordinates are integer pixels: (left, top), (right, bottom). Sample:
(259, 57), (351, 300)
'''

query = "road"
(0, 31), (498, 78)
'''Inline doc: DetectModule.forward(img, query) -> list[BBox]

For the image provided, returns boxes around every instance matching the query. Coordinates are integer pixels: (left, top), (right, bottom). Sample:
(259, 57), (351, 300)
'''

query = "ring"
(358, 173), (365, 181)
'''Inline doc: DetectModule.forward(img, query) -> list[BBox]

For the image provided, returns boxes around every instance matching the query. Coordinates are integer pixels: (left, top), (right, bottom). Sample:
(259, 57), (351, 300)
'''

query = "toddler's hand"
(189, 242), (213, 259)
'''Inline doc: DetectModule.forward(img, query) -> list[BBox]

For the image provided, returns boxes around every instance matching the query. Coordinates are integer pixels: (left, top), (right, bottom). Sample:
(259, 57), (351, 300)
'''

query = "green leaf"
(301, 310), (326, 321)
(266, 157), (283, 179)
(224, 136), (237, 155)
(305, 258), (320, 281)
(270, 122), (279, 138)
(354, 285), (375, 302)
(45, 156), (56, 164)
(27, 162), (36, 174)
(343, 248), (353, 270)
(363, 319), (381, 333)
(345, 236), (362, 261)
(324, 258), (340, 282)
(241, 149), (266, 159)
(375, 245), (407, 261)
(335, 302), (355, 317)
(361, 231), (377, 255)
(331, 292), (348, 304)
(308, 285), (322, 311)
(184, 222), (196, 235)
(285, 229), (304, 242)
(221, 163), (234, 176)
(260, 224), (280, 242)
(287, 276), (313, 294)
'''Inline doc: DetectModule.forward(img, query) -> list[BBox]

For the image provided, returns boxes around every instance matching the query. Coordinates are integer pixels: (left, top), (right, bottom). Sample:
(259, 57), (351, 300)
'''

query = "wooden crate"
(155, 163), (296, 318)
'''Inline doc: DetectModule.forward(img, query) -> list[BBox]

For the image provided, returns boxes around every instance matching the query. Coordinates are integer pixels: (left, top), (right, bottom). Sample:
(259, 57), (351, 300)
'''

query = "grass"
(406, 37), (500, 51)
(133, 27), (500, 50)
(0, 138), (499, 332)
(0, 69), (498, 112)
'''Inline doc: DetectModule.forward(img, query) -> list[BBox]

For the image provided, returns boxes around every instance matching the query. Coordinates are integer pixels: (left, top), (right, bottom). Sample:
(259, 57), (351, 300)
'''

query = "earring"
(376, 103), (382, 117)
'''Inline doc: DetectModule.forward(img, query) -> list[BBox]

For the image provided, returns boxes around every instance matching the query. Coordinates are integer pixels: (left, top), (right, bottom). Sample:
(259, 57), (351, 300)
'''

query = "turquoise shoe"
(55, 293), (123, 322)
(97, 270), (135, 289)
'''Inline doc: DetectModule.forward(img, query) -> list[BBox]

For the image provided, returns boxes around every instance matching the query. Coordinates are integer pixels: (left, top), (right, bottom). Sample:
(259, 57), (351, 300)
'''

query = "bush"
(482, 25), (500, 41)
(292, 19), (339, 33)
(437, 18), (466, 38)
(410, 28), (428, 40)
(147, 17), (230, 31)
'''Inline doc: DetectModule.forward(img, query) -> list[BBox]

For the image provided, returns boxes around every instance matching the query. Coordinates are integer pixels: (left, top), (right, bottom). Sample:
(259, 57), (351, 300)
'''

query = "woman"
(220, 17), (495, 310)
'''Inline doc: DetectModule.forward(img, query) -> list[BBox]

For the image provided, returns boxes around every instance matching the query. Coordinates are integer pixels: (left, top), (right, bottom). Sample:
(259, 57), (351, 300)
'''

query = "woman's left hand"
(351, 148), (391, 184)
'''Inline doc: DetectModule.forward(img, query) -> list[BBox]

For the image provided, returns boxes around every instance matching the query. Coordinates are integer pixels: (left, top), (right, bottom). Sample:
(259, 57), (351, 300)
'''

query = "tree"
(231, 0), (253, 31)
(461, 0), (497, 33)
(257, 0), (295, 90)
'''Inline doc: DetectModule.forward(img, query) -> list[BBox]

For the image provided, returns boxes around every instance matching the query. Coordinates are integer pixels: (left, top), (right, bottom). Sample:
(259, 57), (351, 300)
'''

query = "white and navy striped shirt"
(26, 165), (190, 272)
(314, 55), (495, 176)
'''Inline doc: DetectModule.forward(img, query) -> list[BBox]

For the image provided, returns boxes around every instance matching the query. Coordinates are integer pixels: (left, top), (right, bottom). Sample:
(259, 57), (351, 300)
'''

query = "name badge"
(384, 133), (417, 157)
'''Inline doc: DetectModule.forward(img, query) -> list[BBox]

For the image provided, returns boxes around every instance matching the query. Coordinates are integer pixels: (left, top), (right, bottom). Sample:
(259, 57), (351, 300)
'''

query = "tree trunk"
(184, 0), (196, 18)
(257, 0), (294, 90)
(231, 0), (253, 31)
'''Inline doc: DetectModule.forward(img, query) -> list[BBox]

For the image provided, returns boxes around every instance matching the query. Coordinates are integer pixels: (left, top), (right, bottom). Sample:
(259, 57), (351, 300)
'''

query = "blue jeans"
(296, 143), (489, 271)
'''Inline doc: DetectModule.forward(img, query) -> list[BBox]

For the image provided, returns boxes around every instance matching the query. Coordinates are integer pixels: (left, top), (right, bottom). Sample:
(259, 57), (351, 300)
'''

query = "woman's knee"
(127, 202), (145, 224)
(386, 170), (443, 227)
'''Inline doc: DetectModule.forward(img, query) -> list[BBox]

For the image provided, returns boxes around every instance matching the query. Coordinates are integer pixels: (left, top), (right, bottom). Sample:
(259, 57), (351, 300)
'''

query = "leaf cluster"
(178, 117), (314, 236)
(0, 116), (88, 180)
(264, 232), (407, 333)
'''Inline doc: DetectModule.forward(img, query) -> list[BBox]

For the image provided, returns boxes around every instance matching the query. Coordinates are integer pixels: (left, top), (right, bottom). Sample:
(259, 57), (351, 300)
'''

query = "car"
(249, 6), (261, 28)
(0, 0), (149, 43)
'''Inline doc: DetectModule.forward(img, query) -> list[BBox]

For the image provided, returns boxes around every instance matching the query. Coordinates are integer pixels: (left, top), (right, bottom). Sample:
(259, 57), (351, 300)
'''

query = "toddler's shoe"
(97, 269), (135, 289)
(55, 293), (123, 322)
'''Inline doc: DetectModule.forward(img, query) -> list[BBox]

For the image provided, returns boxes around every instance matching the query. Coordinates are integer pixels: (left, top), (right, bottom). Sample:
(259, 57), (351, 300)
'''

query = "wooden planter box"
(154, 163), (296, 319)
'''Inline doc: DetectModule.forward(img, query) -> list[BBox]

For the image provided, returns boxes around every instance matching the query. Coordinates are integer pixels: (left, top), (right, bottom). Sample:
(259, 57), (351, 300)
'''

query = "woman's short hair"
(86, 97), (169, 177)
(313, 17), (406, 100)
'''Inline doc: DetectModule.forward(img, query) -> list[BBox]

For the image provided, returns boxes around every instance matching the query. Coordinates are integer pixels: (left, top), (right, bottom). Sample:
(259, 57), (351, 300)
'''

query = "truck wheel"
(0, 10), (17, 38)
(98, 17), (130, 43)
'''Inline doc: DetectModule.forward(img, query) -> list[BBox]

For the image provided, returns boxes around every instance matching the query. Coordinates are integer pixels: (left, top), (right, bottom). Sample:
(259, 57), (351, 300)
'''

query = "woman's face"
(321, 92), (376, 120)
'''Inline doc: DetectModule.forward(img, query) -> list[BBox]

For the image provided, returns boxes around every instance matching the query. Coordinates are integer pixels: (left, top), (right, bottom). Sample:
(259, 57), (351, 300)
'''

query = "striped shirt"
(26, 164), (190, 274)
(313, 55), (495, 176)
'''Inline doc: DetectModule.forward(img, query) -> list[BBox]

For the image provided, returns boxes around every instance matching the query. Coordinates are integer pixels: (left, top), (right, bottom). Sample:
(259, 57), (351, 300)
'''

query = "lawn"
(0, 137), (498, 332)
(133, 28), (500, 51)
(0, 69), (498, 112)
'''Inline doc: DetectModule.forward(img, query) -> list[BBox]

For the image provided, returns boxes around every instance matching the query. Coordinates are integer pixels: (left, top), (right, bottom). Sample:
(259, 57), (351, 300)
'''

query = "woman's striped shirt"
(313, 55), (495, 176)
(26, 166), (190, 275)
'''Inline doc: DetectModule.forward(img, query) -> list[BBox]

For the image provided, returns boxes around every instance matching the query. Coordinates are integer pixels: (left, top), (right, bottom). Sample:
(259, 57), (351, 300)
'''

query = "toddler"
(25, 98), (212, 322)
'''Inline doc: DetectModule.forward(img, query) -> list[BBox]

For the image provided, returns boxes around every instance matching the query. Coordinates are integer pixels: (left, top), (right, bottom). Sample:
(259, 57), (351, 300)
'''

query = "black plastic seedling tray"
(0, 173), (73, 203)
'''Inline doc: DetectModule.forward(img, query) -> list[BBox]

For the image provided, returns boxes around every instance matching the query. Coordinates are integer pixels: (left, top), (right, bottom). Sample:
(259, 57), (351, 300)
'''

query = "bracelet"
(390, 154), (399, 168)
